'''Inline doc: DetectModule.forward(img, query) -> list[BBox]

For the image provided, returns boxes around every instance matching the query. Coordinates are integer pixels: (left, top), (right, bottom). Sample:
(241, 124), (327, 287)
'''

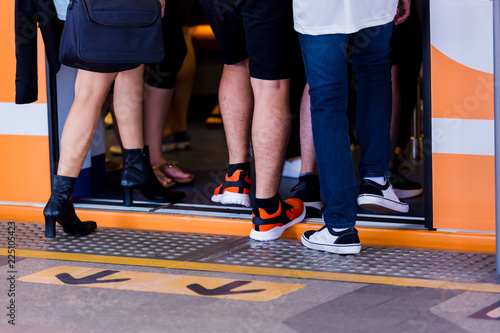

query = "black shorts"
(144, 0), (187, 89)
(199, 0), (296, 80)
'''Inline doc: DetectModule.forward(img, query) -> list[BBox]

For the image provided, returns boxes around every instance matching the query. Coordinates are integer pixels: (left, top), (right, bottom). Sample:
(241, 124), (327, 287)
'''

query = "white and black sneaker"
(357, 179), (409, 213)
(292, 174), (324, 212)
(301, 226), (361, 254)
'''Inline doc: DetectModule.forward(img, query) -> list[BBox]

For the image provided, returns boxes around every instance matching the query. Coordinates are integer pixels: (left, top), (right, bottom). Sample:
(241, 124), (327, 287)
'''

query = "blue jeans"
(299, 23), (393, 228)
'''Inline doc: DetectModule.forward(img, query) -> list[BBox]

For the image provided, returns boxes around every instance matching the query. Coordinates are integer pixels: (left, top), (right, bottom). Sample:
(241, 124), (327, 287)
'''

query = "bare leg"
(299, 84), (317, 174)
(390, 65), (402, 167)
(143, 83), (193, 182)
(113, 65), (145, 150)
(219, 60), (254, 164)
(144, 84), (175, 164)
(167, 27), (196, 135)
(143, 84), (175, 186)
(251, 78), (291, 198)
(58, 70), (117, 177)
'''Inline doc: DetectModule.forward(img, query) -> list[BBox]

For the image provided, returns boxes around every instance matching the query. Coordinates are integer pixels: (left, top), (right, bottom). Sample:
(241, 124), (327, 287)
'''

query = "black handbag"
(59, 0), (164, 73)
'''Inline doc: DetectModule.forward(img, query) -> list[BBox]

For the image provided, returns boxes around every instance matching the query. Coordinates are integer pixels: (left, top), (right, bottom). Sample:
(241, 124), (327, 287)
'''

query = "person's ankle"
(150, 158), (166, 167)
(228, 162), (250, 174)
(254, 193), (280, 213)
(363, 176), (386, 186)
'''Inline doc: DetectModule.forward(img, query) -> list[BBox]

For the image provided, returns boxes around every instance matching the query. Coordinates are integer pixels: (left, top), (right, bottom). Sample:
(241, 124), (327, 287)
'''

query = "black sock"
(299, 173), (319, 184)
(255, 193), (280, 213)
(227, 162), (250, 176)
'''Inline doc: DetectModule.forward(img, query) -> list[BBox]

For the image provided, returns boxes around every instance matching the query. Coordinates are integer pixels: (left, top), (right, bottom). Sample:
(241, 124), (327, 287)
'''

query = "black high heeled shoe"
(121, 146), (186, 206)
(43, 175), (97, 238)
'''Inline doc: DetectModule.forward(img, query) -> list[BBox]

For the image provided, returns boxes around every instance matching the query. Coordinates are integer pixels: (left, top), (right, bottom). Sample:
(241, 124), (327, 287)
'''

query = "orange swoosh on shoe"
(258, 201), (282, 219)
(225, 170), (243, 182)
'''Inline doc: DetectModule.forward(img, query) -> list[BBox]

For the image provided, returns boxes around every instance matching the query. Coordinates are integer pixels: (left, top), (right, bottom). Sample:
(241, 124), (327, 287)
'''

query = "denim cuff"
(360, 171), (391, 179)
(322, 213), (356, 229)
(323, 220), (356, 229)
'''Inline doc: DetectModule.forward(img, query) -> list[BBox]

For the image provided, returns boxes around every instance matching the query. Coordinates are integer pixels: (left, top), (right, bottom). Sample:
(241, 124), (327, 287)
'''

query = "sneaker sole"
(175, 142), (191, 150)
(211, 192), (250, 207)
(249, 207), (306, 241)
(357, 195), (409, 214)
(394, 188), (423, 199)
(161, 143), (176, 153)
(303, 201), (324, 211)
(301, 234), (361, 254)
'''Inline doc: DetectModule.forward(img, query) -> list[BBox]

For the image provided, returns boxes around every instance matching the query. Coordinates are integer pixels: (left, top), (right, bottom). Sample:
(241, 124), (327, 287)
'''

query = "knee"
(74, 79), (111, 105)
(73, 88), (107, 109)
(224, 58), (249, 71)
(308, 83), (349, 116)
(351, 51), (392, 76)
(309, 81), (348, 100)
(251, 78), (290, 97)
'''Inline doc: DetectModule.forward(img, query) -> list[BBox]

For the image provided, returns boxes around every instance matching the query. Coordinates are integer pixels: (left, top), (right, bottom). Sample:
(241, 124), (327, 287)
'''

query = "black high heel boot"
(43, 175), (97, 238)
(121, 146), (186, 206)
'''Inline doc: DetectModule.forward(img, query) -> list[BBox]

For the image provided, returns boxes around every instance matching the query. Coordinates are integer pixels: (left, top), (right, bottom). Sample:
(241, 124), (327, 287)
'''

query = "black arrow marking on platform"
(56, 270), (131, 285)
(187, 280), (266, 296)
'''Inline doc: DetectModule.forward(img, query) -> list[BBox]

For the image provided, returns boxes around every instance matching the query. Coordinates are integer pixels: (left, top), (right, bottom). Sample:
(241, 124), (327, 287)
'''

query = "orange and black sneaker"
(250, 197), (306, 241)
(211, 165), (252, 207)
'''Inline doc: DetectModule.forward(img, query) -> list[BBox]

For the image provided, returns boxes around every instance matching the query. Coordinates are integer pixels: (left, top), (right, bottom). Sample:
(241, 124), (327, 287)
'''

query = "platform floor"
(1, 220), (499, 332)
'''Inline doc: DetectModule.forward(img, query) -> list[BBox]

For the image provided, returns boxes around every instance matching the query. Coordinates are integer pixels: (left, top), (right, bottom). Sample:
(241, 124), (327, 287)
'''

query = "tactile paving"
(0, 221), (239, 261)
(199, 239), (498, 283)
(1, 221), (497, 283)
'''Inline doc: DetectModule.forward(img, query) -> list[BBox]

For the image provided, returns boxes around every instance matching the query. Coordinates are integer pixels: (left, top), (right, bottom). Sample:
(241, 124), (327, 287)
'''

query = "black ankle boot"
(121, 146), (186, 206)
(43, 175), (97, 238)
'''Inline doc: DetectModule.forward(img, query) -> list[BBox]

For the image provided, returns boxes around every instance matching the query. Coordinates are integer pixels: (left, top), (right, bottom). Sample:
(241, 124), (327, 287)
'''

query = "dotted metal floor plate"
(1, 221), (498, 283)
(0, 221), (241, 261)
(200, 239), (499, 283)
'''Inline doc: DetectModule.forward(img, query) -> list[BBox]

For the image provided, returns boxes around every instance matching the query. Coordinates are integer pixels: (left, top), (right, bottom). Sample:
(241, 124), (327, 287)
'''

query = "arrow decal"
(21, 266), (304, 301)
(187, 280), (265, 296)
(56, 270), (131, 285)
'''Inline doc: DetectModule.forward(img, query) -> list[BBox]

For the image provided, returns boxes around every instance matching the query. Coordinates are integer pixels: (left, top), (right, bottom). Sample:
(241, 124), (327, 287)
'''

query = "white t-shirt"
(293, 0), (399, 35)
(54, 0), (70, 21)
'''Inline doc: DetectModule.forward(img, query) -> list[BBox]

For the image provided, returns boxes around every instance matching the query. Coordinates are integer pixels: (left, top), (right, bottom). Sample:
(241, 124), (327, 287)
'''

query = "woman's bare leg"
(58, 70), (117, 177)
(113, 65), (145, 149)
(390, 65), (402, 168)
(144, 83), (194, 181)
(299, 84), (317, 175)
(144, 84), (175, 164)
